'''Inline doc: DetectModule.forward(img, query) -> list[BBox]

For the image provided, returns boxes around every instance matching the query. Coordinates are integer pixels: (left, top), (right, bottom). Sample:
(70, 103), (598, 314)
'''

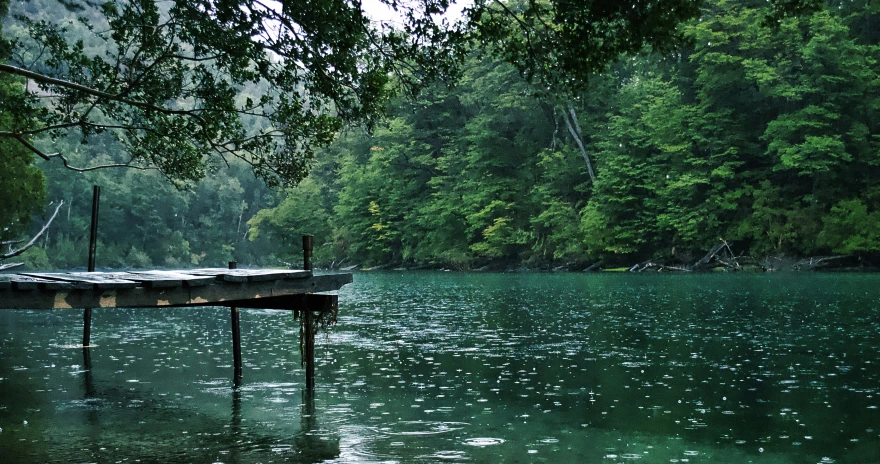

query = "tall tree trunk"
(563, 106), (596, 182)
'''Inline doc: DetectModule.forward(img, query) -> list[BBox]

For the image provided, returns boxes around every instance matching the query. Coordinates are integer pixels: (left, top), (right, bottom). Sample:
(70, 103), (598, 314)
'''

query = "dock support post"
(83, 185), (100, 347)
(229, 261), (243, 381)
(304, 309), (316, 393)
(82, 308), (92, 347)
(302, 235), (315, 393)
(302, 235), (313, 272)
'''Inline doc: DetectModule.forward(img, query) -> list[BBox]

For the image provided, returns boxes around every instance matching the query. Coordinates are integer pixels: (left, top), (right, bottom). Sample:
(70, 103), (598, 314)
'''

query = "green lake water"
(1, 272), (879, 463)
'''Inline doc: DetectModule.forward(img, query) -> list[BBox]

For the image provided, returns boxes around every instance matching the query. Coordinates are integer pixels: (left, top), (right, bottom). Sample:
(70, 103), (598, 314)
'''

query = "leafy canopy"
(1, 0), (46, 245)
(0, 0), (823, 187)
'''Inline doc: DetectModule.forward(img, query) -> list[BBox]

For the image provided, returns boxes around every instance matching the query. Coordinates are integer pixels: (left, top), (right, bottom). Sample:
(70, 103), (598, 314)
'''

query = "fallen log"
(793, 255), (849, 271)
(629, 261), (659, 272)
(691, 243), (724, 271)
(659, 265), (691, 272)
(583, 261), (603, 272)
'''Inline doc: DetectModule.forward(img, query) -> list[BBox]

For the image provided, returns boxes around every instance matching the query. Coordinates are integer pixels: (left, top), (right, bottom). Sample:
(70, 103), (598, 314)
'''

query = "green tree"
(0, 73), (45, 244)
(6, 0), (816, 188)
(687, 2), (880, 255)
(0, 0), (431, 187)
(14, 0), (870, 271)
(0, 0), (47, 261)
(453, 59), (549, 262)
(819, 198), (880, 255)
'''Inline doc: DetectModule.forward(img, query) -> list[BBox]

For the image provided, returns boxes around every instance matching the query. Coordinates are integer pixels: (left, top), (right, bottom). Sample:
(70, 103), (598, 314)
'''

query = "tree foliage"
(5, 0), (875, 270)
(249, 0), (880, 269)
(1, 0), (820, 185)
(0, 0), (46, 246)
(1, 0), (405, 187)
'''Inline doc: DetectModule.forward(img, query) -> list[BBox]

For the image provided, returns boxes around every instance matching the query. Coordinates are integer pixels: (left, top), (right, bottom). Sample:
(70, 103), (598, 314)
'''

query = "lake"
(1, 272), (878, 463)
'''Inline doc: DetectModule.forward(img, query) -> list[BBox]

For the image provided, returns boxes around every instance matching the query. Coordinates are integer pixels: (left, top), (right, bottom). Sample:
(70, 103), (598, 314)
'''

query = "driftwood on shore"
(308, 244), (867, 273)
(791, 255), (848, 271)
(627, 240), (860, 273)
(583, 261), (603, 272)
(690, 243), (724, 271)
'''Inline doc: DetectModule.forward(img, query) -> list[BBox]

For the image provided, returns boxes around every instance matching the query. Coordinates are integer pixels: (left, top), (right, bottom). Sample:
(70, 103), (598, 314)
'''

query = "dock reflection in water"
(2, 272), (880, 463)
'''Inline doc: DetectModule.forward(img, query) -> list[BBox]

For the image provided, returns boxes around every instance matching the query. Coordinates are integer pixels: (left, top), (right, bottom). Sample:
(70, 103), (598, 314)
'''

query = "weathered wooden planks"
(0, 268), (311, 290)
(21, 272), (139, 289)
(185, 268), (311, 282)
(2, 271), (215, 290)
(123, 271), (217, 287)
(4, 274), (91, 290)
(0, 272), (352, 310)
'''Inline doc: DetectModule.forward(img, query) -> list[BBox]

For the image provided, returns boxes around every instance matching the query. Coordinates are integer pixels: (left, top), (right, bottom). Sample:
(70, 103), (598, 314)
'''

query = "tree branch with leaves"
(0, 0), (826, 189)
(0, 0), (469, 188)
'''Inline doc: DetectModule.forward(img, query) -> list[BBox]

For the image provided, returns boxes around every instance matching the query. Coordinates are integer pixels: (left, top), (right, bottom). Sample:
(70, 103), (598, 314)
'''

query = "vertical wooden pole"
(229, 261), (243, 381)
(229, 386), (242, 462)
(82, 346), (96, 397)
(302, 235), (313, 272)
(83, 185), (100, 347)
(87, 186), (100, 272)
(82, 188), (96, 371)
(300, 389), (316, 432)
(302, 235), (315, 393)
(82, 309), (92, 347)
(304, 309), (316, 393)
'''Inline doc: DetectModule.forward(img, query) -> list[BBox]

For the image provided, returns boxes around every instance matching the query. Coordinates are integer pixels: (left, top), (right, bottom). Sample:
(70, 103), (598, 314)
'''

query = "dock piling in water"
(83, 185), (100, 348)
(229, 261), (243, 381)
(304, 309), (316, 393)
(302, 235), (316, 393)
(82, 308), (92, 347)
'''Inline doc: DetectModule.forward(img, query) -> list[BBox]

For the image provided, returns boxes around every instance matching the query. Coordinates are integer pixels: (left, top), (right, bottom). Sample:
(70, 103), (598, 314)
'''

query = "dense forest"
(7, 0), (880, 271)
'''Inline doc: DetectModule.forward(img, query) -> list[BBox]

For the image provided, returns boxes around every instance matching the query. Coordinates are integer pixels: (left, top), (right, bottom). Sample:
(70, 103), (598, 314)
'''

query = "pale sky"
(361, 0), (470, 26)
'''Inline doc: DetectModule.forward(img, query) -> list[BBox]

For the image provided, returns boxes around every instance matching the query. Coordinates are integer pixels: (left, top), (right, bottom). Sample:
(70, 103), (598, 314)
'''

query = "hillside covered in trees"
(249, 0), (880, 270)
(7, 0), (880, 271)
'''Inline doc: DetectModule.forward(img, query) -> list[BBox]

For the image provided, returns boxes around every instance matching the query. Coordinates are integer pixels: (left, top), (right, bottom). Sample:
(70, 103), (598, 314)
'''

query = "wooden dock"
(0, 268), (351, 309)
(0, 267), (353, 391)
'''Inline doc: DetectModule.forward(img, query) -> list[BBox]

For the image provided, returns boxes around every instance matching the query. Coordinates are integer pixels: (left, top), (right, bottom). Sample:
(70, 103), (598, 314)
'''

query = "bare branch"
(1, 201), (65, 260)
(0, 64), (210, 125)
(11, 135), (154, 172)
(12, 134), (51, 160)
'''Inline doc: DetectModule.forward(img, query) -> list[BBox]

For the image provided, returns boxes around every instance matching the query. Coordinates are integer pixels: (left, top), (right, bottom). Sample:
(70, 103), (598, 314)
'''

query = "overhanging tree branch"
(0, 64), (211, 124)
(11, 134), (151, 172)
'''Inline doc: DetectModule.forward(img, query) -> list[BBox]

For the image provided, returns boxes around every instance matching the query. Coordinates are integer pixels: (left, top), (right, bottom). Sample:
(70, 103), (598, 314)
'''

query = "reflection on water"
(1, 272), (879, 463)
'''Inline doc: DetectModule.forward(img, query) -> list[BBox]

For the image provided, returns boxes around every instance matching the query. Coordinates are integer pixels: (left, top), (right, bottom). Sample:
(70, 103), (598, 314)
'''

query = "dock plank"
(88, 272), (162, 286)
(22, 272), (140, 289)
(9, 275), (86, 290)
(247, 269), (311, 280)
(0, 273), (353, 310)
(124, 271), (216, 287)
(184, 268), (248, 282)
(185, 268), (310, 282)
